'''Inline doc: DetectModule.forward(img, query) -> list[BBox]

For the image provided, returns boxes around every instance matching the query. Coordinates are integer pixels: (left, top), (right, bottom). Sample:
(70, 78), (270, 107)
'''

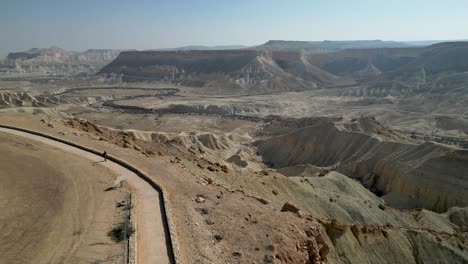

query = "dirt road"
(0, 127), (173, 264)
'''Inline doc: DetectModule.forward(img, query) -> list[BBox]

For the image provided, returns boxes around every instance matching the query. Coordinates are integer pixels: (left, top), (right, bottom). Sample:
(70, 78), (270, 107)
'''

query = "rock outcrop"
(0, 91), (60, 108)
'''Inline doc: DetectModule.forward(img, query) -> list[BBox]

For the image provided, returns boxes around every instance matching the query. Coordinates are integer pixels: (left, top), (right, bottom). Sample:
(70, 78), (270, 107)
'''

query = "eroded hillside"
(4, 113), (466, 263)
(99, 42), (468, 97)
(0, 47), (123, 75)
(255, 117), (468, 212)
(99, 50), (355, 94)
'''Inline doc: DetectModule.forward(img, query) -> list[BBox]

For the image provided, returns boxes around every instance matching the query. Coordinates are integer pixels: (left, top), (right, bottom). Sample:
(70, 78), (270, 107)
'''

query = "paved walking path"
(0, 127), (172, 264)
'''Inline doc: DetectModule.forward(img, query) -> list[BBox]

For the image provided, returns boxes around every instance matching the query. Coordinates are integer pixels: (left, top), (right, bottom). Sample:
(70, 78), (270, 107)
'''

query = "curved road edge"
(0, 124), (180, 264)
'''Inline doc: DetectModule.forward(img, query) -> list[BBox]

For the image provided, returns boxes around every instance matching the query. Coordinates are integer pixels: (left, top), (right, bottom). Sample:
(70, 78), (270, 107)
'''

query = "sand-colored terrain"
(108, 89), (468, 139)
(1, 112), (466, 263)
(0, 132), (129, 264)
(0, 126), (174, 264)
(1, 42), (468, 263)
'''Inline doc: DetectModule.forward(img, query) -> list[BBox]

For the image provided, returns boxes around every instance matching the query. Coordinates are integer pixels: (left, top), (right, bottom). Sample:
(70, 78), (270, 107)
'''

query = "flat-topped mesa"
(2, 47), (123, 75)
(254, 39), (412, 52)
(105, 49), (262, 74)
(99, 50), (355, 94)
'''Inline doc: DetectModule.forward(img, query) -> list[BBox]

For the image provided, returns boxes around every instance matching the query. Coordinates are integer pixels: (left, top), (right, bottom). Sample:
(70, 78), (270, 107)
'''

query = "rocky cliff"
(1, 47), (123, 75)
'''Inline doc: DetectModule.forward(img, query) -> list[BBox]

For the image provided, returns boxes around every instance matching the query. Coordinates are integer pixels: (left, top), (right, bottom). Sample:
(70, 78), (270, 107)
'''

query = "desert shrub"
(107, 222), (135, 242)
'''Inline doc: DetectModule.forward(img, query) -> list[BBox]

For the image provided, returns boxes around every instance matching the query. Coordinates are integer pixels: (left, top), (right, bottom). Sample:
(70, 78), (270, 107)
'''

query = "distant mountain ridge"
(0, 47), (125, 75)
(148, 45), (248, 51)
(100, 41), (468, 96)
(99, 50), (356, 94)
(3, 40), (468, 96)
(363, 42), (468, 96)
(403, 39), (468, 46)
(253, 40), (413, 52)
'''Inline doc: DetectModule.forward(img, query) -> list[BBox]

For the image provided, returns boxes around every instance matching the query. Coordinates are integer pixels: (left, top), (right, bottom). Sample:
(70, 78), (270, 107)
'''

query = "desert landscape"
(0, 37), (467, 264)
(0, 130), (131, 263)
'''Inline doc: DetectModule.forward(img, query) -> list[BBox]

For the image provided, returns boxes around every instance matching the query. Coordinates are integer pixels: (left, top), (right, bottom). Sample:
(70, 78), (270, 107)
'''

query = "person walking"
(102, 151), (108, 162)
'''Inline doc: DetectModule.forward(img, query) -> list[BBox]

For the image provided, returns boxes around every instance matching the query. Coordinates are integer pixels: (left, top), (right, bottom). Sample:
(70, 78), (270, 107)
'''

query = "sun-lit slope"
(0, 91), (60, 108)
(0, 132), (126, 264)
(255, 117), (468, 212)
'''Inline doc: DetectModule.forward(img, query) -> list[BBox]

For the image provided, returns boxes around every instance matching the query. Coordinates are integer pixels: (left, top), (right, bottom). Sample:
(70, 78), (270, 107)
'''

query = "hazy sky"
(1, 0), (467, 57)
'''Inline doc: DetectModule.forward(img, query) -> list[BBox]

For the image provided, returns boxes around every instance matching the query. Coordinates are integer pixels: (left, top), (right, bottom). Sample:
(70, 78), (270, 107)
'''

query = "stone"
(280, 202), (300, 213)
(264, 255), (275, 263)
(253, 196), (269, 205)
(205, 219), (215, 225)
(265, 244), (275, 251)
(221, 165), (229, 173)
(195, 207), (209, 215)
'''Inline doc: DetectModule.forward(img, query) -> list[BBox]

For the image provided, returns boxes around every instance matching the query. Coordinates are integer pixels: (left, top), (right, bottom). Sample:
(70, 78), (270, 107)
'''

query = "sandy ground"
(1, 77), (467, 264)
(0, 132), (128, 264)
(0, 126), (173, 264)
(111, 90), (468, 138)
(0, 112), (323, 263)
(1, 111), (468, 263)
(72, 111), (254, 134)
(1, 65), (468, 263)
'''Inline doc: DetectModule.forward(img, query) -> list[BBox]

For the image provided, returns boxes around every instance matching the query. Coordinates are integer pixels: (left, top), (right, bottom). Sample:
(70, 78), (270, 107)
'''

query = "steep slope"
(255, 117), (468, 212)
(99, 50), (354, 94)
(306, 47), (425, 79)
(0, 91), (60, 108)
(365, 42), (468, 96)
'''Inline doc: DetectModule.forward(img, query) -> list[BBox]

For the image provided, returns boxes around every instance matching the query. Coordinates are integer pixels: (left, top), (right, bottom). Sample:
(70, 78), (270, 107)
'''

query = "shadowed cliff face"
(306, 47), (424, 78)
